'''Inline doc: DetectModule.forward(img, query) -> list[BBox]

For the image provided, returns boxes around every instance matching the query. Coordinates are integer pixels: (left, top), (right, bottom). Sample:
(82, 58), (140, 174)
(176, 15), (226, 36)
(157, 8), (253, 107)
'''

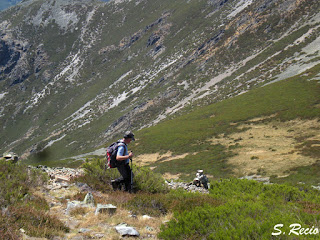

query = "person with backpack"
(110, 131), (135, 192)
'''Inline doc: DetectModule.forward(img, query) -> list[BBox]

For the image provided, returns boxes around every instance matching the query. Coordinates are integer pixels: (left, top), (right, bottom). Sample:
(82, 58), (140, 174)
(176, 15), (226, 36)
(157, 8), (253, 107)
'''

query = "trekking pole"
(130, 152), (133, 193)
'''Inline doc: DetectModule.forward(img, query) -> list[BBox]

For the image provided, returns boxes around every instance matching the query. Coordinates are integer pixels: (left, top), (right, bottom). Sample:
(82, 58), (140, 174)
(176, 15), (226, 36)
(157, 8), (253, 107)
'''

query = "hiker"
(111, 131), (135, 192)
(193, 170), (209, 189)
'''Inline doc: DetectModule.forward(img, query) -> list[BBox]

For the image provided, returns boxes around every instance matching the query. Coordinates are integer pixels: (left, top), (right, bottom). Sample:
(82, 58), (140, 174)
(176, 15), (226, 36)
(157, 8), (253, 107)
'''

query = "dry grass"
(47, 184), (81, 199)
(41, 186), (171, 239)
(135, 151), (194, 166)
(66, 194), (171, 239)
(210, 118), (320, 177)
(162, 172), (182, 180)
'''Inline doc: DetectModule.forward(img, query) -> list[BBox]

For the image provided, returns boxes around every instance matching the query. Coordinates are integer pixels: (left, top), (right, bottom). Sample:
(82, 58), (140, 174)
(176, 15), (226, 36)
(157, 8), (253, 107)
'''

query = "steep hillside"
(0, 0), (319, 164)
(132, 64), (320, 182)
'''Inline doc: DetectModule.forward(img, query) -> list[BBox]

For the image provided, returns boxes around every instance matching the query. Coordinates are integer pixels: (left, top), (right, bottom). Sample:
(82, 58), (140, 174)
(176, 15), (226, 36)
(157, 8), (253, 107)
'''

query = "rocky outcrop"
(0, 36), (31, 85)
(35, 165), (84, 182)
(104, 89), (180, 137)
(100, 12), (171, 55)
(166, 180), (210, 194)
(0, 30), (52, 86)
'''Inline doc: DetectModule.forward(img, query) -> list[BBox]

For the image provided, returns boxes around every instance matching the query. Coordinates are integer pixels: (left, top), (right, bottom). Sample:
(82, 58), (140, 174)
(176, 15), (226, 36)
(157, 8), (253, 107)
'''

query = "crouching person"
(111, 131), (134, 192)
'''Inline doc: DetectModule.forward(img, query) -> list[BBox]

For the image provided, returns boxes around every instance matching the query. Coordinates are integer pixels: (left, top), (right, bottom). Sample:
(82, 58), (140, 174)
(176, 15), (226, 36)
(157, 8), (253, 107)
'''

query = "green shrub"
(0, 161), (48, 207)
(75, 157), (120, 192)
(133, 165), (169, 193)
(159, 179), (320, 239)
(78, 157), (169, 194)
(126, 189), (220, 217)
(159, 201), (318, 240)
(209, 178), (315, 203)
(0, 161), (68, 238)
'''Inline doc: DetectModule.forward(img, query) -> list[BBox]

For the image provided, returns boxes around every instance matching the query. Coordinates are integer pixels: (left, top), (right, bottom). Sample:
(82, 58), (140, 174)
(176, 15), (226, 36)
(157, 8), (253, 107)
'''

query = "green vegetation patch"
(150, 144), (235, 181)
(0, 161), (69, 238)
(76, 157), (169, 194)
(159, 178), (320, 239)
(125, 189), (221, 217)
(271, 160), (320, 186)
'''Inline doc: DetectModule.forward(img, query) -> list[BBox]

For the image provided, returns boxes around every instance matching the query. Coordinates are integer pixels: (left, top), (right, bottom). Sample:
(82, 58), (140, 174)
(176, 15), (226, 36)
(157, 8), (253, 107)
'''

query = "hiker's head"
(123, 131), (135, 143)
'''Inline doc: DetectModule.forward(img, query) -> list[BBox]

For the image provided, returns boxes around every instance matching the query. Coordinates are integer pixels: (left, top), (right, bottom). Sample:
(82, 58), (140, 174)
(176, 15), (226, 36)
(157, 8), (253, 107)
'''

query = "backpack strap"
(116, 142), (127, 155)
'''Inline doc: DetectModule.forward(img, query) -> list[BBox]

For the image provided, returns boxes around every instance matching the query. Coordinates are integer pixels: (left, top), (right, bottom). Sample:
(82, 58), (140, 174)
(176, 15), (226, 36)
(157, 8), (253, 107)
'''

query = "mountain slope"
(0, 0), (319, 164)
(132, 64), (320, 181)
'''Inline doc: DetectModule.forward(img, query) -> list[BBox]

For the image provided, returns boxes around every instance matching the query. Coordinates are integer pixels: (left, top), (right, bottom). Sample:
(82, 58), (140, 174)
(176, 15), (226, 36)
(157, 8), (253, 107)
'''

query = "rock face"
(83, 192), (95, 206)
(0, 36), (30, 85)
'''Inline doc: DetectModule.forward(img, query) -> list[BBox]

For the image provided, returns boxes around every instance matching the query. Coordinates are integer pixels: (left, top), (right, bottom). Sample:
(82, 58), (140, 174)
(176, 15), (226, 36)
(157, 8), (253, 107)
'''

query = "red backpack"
(106, 141), (125, 168)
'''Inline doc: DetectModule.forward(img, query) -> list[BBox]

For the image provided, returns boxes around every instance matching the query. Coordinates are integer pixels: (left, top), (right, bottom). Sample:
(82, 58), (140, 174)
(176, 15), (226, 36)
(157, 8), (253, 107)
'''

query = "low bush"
(159, 200), (318, 240)
(125, 193), (169, 216)
(158, 179), (320, 239)
(0, 161), (48, 206)
(0, 161), (68, 239)
(133, 165), (169, 193)
(125, 189), (220, 217)
(76, 157), (120, 192)
(78, 157), (169, 194)
(69, 207), (88, 217)
(0, 215), (20, 240)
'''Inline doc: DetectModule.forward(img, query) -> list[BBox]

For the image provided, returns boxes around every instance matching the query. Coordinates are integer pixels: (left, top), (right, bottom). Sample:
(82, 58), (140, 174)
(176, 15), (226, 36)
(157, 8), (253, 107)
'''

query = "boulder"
(2, 152), (18, 163)
(55, 175), (71, 183)
(115, 223), (140, 237)
(66, 200), (93, 215)
(83, 192), (94, 206)
(95, 204), (117, 215)
(66, 201), (82, 215)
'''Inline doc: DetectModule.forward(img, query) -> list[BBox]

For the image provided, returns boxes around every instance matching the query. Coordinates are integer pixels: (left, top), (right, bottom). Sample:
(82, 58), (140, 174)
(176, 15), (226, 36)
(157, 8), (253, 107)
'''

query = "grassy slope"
(131, 64), (320, 181)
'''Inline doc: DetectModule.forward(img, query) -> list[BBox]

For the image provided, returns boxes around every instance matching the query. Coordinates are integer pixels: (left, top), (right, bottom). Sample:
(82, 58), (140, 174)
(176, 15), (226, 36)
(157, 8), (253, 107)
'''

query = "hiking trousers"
(115, 163), (132, 192)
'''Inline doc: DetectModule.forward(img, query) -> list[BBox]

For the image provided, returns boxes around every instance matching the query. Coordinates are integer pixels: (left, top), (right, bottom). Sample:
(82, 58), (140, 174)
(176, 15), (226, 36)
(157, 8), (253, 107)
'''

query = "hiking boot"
(111, 180), (119, 191)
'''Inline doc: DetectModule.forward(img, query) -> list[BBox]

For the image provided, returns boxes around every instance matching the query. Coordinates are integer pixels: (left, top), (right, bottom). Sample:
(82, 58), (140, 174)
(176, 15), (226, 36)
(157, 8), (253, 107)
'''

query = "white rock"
(95, 204), (117, 215)
(115, 223), (140, 237)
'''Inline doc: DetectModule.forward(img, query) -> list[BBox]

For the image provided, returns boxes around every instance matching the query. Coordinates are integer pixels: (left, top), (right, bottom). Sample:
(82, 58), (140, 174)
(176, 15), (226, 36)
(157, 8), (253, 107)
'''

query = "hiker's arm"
(116, 155), (129, 161)
(116, 146), (133, 161)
